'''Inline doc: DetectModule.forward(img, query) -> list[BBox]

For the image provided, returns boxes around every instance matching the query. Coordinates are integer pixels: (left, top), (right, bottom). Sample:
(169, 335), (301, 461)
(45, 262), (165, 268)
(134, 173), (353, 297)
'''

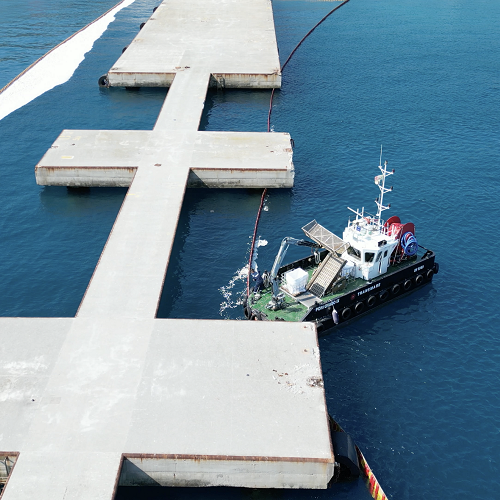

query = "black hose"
(267, 0), (351, 131)
(250, 0), (351, 294)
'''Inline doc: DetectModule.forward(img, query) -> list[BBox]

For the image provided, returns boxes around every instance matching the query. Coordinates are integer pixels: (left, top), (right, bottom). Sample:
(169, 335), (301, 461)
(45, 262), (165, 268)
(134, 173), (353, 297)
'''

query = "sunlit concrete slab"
(0, 318), (73, 451)
(2, 451), (121, 500)
(0, 318), (333, 496)
(35, 129), (294, 188)
(76, 163), (189, 319)
(0, 0), (337, 497)
(107, 0), (281, 88)
(36, 64), (293, 189)
(153, 69), (211, 131)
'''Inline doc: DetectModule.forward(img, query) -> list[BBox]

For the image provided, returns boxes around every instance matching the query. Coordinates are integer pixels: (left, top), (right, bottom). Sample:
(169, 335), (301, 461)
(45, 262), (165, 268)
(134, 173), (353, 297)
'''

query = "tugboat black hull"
(244, 249), (438, 335)
(302, 252), (437, 333)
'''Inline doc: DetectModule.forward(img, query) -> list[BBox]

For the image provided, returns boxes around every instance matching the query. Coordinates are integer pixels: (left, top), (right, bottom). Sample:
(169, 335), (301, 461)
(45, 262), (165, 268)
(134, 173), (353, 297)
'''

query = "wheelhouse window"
(365, 252), (375, 263)
(375, 252), (382, 262)
(347, 246), (361, 260)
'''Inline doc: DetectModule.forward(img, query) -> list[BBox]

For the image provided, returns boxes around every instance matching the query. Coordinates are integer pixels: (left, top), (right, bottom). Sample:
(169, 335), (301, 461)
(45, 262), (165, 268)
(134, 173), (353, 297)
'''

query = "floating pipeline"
(245, 0), (389, 496)
(247, 0), (351, 293)
(329, 416), (389, 499)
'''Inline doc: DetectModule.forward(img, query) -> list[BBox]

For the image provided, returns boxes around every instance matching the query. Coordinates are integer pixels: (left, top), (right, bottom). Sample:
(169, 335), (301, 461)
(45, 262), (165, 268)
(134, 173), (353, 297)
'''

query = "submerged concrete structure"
(1, 1), (334, 498)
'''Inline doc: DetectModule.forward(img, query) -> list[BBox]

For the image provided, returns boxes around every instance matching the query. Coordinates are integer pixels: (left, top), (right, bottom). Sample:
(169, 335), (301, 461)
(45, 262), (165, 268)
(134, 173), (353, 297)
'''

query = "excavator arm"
(270, 237), (320, 299)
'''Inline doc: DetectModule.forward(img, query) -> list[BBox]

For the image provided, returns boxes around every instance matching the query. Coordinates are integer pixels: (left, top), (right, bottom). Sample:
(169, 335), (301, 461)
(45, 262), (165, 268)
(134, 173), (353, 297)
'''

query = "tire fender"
(342, 307), (352, 320)
(354, 301), (365, 314)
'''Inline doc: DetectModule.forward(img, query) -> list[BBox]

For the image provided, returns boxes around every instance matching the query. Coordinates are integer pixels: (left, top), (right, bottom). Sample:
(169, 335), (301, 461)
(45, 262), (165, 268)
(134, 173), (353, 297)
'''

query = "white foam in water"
(0, 0), (136, 122)
(219, 237), (268, 316)
(219, 266), (248, 316)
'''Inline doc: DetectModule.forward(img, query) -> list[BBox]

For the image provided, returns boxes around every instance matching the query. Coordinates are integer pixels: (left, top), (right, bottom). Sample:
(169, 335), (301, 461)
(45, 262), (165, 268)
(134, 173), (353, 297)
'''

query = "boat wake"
(218, 266), (248, 317)
(0, 0), (136, 122)
(219, 238), (268, 317)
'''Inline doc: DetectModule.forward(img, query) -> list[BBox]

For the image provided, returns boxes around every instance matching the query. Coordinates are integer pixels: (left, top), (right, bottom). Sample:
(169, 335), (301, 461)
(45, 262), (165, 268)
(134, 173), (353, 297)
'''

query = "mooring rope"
(267, 0), (351, 131)
(247, 0), (351, 296)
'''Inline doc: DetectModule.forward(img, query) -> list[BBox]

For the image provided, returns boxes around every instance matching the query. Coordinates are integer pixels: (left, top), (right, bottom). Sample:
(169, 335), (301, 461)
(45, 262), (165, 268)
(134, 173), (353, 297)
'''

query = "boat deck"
(250, 250), (428, 322)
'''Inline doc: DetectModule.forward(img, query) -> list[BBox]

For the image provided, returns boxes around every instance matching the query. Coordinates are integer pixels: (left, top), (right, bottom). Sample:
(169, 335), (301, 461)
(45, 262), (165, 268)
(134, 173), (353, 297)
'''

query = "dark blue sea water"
(1, 0), (499, 499)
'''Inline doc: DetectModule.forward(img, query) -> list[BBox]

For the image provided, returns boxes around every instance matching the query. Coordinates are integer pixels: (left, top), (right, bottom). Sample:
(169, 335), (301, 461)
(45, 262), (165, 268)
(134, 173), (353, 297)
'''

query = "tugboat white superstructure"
(243, 152), (439, 332)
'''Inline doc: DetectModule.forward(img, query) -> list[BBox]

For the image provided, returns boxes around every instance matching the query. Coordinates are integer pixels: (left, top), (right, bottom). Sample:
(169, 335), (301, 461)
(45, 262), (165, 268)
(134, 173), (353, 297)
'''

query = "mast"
(374, 147), (394, 225)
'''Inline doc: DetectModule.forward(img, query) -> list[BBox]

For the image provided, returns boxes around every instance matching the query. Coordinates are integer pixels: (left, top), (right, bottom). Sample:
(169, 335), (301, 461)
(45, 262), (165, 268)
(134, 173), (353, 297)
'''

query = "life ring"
(342, 307), (352, 320)
(379, 289), (389, 301)
(392, 283), (400, 295)
(354, 301), (365, 314)
(367, 295), (376, 307)
(98, 75), (109, 87)
(404, 279), (412, 291)
(415, 274), (424, 285)
(426, 269), (434, 280)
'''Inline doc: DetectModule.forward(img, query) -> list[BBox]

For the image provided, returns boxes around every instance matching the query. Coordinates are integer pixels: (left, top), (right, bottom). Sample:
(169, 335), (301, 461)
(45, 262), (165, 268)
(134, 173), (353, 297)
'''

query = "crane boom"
(270, 237), (320, 299)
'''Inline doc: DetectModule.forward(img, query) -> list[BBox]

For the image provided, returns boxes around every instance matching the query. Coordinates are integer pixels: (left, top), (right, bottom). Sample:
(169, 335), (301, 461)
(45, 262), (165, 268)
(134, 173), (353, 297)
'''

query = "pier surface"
(1, 1), (333, 498)
(107, 0), (281, 88)
(0, 318), (331, 497)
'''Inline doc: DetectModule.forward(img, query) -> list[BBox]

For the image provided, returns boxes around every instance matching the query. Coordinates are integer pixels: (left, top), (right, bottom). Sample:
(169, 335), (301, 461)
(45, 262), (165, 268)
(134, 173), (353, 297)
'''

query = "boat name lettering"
(315, 298), (340, 312)
(358, 283), (381, 296)
(414, 265), (424, 273)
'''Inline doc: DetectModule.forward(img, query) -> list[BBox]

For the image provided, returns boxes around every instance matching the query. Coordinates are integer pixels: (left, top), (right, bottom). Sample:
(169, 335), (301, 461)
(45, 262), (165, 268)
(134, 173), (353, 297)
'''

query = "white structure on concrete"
(0, 1), (334, 498)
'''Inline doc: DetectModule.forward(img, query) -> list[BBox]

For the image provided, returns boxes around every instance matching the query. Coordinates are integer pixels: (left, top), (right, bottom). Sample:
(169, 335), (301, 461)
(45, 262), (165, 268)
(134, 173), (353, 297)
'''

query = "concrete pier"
(1, 1), (335, 498)
(107, 0), (281, 88)
(1, 318), (332, 497)
(34, 127), (294, 189)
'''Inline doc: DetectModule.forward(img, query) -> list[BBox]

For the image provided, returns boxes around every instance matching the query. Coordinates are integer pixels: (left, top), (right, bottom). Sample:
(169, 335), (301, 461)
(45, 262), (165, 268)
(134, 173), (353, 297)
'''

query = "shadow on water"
(115, 481), (369, 500)
(155, 189), (192, 319)
(39, 186), (128, 217)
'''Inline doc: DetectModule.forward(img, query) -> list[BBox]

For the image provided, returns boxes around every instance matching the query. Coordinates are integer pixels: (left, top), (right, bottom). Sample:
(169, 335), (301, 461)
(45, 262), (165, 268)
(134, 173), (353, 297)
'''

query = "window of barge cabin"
(375, 252), (382, 262)
(347, 246), (361, 260)
(364, 252), (375, 263)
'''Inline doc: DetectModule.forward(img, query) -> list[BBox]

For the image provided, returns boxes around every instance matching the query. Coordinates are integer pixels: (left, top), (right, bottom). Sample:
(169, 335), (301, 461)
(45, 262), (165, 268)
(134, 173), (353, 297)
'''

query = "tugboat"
(243, 155), (439, 333)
